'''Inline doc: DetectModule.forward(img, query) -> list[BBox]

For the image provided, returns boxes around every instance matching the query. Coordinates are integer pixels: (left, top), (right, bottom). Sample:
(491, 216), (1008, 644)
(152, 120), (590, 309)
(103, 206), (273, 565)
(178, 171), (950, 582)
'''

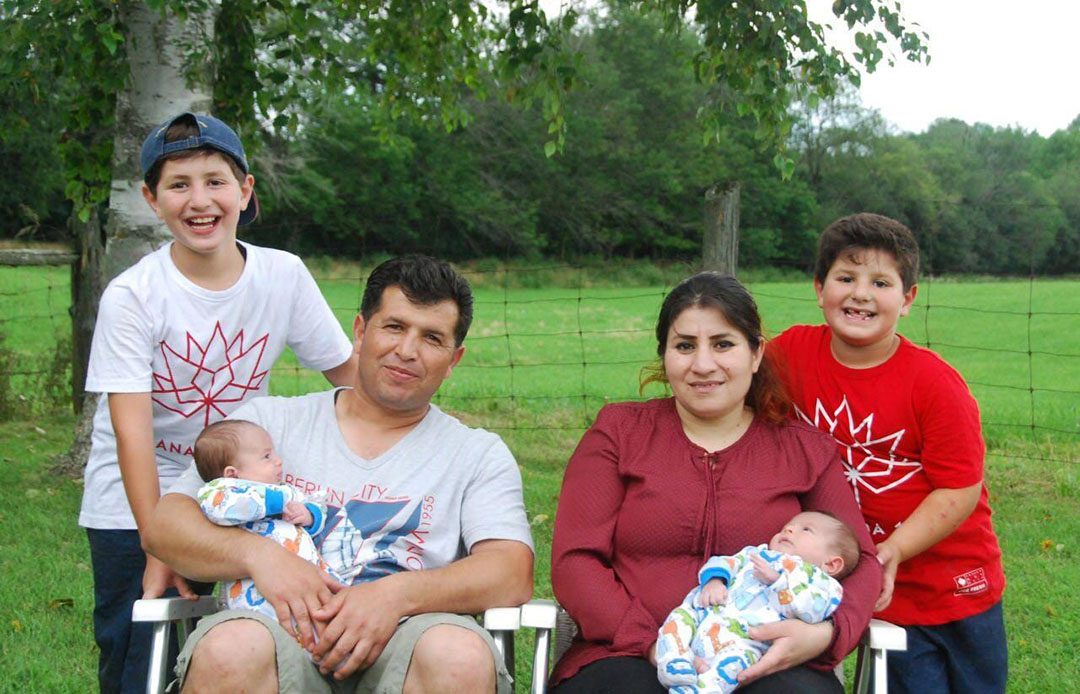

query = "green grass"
(0, 261), (1077, 690)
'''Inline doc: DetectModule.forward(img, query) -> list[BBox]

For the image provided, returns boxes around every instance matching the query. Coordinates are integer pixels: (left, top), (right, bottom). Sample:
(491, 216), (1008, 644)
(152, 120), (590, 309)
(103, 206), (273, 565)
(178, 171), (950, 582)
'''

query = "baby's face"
(768, 512), (836, 567)
(231, 426), (283, 484)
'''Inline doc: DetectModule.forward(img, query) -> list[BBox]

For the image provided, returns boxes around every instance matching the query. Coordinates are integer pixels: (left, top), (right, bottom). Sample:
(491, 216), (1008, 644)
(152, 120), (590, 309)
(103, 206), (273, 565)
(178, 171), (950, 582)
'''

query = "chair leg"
(145, 621), (173, 694)
(489, 628), (516, 690)
(530, 627), (551, 694)
(852, 641), (872, 694)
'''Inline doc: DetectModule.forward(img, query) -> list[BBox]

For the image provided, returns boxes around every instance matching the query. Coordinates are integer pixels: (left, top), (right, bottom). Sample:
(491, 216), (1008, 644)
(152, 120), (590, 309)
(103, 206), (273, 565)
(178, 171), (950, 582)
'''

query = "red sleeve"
(550, 407), (659, 657)
(914, 358), (986, 489)
(800, 434), (883, 668)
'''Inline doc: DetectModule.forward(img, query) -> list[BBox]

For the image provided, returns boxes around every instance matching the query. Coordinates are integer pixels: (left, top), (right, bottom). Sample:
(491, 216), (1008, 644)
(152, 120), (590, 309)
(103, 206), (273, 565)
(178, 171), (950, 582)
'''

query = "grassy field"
(0, 261), (1077, 691)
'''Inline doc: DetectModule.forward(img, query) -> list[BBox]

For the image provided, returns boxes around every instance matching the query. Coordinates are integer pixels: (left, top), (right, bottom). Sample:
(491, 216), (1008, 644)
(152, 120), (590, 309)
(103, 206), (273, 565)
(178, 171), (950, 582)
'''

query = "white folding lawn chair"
(132, 597), (524, 694)
(517, 599), (907, 694)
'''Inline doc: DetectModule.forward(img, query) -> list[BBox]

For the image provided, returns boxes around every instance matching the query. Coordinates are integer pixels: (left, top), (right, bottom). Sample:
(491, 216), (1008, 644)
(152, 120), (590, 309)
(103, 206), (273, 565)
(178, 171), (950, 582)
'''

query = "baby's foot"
(657, 656), (697, 687)
(669, 685), (699, 694)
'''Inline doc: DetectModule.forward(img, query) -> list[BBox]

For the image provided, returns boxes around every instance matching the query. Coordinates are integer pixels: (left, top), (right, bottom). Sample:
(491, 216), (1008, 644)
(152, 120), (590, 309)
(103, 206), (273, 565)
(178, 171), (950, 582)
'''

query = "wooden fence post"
(703, 181), (740, 275)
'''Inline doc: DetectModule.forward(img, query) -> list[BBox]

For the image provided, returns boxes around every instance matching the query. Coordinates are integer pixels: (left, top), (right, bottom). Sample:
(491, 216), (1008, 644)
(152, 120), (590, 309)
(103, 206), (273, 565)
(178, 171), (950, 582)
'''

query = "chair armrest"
(483, 606), (524, 681)
(132, 595), (221, 623)
(853, 619), (907, 694)
(867, 618), (907, 652)
(132, 596), (222, 694)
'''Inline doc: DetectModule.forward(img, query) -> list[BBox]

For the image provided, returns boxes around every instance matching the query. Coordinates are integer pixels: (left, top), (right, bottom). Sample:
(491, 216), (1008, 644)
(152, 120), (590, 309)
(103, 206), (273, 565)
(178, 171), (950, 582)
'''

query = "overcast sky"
(815, 0), (1080, 136)
(541, 0), (1080, 137)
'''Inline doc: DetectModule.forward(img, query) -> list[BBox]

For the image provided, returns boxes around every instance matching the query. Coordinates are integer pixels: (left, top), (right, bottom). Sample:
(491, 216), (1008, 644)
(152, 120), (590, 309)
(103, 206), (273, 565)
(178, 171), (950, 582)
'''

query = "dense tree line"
(4, 7), (1077, 274)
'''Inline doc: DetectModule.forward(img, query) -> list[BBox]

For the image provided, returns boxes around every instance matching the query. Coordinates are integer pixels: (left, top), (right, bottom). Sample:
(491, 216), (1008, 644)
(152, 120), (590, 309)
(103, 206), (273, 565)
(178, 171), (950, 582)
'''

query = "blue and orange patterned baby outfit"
(656, 545), (843, 693)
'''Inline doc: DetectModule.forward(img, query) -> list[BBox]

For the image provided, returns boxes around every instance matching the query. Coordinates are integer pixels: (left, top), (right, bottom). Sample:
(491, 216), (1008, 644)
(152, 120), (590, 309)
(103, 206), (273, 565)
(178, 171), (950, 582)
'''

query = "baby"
(656, 511), (859, 693)
(193, 419), (341, 619)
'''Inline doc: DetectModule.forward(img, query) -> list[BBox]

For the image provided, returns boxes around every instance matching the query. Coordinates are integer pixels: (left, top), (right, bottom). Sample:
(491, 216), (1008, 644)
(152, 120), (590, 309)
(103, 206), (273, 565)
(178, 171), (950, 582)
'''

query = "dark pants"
(87, 528), (155, 694)
(886, 601), (1008, 694)
(551, 656), (842, 694)
(87, 529), (211, 694)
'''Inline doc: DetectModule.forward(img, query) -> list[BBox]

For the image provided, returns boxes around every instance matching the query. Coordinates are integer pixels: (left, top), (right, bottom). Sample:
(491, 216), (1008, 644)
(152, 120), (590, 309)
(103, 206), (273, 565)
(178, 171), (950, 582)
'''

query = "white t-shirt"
(79, 241), (354, 529)
(170, 390), (534, 582)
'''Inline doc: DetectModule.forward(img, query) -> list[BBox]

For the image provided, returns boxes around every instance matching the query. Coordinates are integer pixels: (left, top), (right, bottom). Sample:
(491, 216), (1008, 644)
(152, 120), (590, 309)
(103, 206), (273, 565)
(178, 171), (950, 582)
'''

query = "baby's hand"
(283, 501), (314, 527)
(750, 553), (780, 584)
(697, 578), (728, 607)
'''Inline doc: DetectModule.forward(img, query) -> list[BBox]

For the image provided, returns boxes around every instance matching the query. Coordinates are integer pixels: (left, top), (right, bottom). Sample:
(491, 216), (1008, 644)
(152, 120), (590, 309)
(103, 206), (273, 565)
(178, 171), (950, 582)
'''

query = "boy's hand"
(142, 554), (197, 600)
(874, 541), (902, 611)
(750, 553), (780, 584)
(697, 578), (728, 607)
(283, 501), (314, 527)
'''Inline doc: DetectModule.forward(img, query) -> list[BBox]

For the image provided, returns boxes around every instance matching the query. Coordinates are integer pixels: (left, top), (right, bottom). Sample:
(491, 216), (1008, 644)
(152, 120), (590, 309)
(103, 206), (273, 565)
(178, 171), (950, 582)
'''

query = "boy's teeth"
(190, 217), (214, 224)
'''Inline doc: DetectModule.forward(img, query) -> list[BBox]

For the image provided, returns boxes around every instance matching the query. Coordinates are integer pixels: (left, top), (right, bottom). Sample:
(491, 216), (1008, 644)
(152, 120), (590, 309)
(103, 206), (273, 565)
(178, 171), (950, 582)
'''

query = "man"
(144, 255), (534, 693)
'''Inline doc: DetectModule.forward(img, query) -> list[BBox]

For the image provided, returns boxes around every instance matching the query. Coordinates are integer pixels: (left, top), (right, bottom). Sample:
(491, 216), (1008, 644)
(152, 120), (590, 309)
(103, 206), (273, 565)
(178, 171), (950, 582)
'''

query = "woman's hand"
(739, 619), (832, 685)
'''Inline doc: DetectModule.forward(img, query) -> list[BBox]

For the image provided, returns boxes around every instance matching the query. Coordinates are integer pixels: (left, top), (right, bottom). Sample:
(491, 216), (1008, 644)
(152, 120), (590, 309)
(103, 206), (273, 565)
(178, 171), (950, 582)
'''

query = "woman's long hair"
(640, 272), (790, 424)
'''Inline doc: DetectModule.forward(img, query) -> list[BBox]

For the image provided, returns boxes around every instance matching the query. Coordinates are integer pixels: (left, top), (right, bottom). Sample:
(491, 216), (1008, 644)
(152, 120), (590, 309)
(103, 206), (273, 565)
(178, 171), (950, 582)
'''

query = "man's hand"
(282, 501), (314, 527)
(874, 541), (902, 612)
(142, 554), (197, 600)
(750, 553), (780, 584)
(739, 619), (832, 685)
(248, 544), (337, 650)
(311, 578), (407, 679)
(696, 578), (728, 607)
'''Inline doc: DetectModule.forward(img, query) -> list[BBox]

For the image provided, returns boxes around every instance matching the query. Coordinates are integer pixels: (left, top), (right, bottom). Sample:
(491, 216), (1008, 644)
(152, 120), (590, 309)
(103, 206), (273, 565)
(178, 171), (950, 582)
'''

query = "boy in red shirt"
(769, 213), (1007, 693)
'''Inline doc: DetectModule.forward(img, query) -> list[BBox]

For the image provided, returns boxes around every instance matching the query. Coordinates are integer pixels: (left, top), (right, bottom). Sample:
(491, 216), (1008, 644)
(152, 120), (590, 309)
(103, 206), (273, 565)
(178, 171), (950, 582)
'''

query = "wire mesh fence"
(1, 252), (1076, 468)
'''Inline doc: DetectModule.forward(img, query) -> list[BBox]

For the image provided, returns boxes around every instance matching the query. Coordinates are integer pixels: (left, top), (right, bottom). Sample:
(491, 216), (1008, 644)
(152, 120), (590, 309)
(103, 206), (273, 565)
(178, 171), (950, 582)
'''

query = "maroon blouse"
(550, 398), (882, 685)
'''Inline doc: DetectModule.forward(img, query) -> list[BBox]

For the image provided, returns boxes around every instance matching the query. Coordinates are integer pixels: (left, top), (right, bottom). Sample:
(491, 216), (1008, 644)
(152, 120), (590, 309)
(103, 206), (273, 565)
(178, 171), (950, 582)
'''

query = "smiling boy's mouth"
(186, 216), (219, 230)
(843, 308), (876, 320)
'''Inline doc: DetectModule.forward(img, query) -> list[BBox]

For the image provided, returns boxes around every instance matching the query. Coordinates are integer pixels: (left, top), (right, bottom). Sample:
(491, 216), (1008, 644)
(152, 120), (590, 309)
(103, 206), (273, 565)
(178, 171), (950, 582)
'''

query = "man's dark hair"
(360, 255), (474, 346)
(144, 114), (246, 193)
(815, 213), (920, 292)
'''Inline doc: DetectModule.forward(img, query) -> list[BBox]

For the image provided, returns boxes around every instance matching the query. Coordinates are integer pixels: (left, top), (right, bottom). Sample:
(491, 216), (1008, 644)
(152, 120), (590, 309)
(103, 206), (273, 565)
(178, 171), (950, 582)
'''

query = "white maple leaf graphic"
(795, 396), (922, 504)
(152, 322), (270, 427)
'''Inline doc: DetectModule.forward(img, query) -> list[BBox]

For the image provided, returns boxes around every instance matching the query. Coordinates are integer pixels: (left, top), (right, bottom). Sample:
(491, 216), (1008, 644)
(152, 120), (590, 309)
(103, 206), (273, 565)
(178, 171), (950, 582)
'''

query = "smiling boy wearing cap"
(80, 112), (357, 694)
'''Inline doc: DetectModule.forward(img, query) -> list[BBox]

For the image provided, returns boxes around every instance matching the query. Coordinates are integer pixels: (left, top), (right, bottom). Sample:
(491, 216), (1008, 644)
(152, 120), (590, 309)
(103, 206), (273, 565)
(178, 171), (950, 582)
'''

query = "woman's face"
(663, 304), (763, 423)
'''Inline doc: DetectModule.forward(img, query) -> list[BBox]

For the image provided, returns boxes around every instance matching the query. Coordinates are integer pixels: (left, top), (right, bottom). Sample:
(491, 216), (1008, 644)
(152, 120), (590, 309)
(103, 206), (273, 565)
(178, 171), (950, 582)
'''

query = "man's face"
(353, 286), (464, 415)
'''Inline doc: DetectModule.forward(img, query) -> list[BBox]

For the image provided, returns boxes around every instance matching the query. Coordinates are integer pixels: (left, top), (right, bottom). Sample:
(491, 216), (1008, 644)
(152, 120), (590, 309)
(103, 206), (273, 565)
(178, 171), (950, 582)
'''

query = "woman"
(550, 273), (881, 693)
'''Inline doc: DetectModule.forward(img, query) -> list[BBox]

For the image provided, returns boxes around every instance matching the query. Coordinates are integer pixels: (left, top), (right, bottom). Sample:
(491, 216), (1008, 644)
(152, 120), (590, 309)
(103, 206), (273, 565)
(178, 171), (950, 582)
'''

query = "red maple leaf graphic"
(795, 397), (921, 504)
(152, 322), (270, 427)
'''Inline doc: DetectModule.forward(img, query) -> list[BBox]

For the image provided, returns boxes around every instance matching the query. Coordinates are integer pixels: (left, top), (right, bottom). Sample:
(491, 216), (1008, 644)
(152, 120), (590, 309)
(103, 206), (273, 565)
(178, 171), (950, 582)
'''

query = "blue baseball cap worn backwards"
(140, 112), (259, 225)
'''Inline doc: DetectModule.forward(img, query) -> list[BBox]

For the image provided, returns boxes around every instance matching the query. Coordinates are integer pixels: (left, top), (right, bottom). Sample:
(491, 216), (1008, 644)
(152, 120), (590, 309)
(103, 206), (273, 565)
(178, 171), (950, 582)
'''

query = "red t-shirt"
(770, 324), (1005, 626)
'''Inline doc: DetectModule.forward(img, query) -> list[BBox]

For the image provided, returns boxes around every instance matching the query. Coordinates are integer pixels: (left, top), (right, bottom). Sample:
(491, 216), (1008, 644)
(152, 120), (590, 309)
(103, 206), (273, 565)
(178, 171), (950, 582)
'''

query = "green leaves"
(95, 22), (123, 56)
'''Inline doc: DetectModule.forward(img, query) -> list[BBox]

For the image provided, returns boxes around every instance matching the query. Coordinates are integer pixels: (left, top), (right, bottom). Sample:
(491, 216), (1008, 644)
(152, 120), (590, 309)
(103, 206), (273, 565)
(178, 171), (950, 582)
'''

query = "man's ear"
(822, 555), (845, 578)
(223, 465), (239, 479)
(352, 314), (366, 344)
(444, 345), (466, 378)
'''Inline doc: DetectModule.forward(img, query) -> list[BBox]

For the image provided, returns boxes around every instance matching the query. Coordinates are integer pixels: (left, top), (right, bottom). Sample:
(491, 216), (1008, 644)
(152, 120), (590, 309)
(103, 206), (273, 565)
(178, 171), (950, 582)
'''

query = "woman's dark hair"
(640, 272), (790, 423)
(360, 254), (474, 346)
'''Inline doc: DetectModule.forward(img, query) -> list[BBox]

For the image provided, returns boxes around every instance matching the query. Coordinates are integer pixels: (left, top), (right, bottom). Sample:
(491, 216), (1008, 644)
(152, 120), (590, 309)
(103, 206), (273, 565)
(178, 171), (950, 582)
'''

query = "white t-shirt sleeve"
(85, 284), (155, 393)
(283, 258), (353, 372)
(460, 436), (534, 553)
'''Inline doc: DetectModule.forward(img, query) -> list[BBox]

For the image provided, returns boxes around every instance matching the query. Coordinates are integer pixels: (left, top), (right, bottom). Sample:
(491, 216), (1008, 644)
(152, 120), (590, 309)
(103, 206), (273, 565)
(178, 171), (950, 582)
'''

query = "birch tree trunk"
(60, 1), (213, 475)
